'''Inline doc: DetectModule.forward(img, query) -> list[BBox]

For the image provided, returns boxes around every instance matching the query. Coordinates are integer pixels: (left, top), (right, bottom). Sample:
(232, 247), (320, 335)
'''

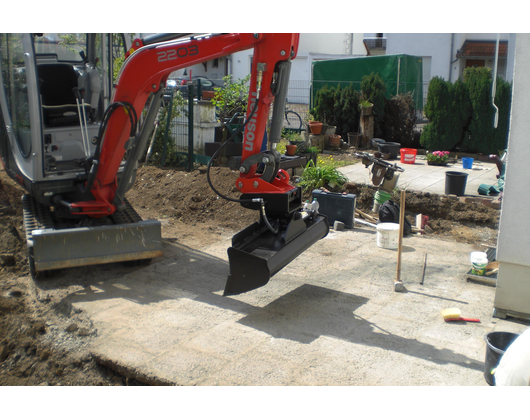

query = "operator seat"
(38, 63), (89, 127)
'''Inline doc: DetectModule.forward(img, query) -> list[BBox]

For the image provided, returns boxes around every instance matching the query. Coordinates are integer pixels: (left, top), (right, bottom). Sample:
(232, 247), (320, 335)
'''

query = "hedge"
(420, 68), (512, 154)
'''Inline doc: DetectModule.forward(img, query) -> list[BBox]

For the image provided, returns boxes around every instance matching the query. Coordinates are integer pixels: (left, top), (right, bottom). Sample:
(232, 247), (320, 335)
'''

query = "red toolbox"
(311, 190), (356, 229)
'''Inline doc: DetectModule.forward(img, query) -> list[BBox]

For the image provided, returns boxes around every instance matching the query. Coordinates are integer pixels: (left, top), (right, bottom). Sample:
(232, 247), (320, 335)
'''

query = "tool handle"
(460, 317), (481, 322)
(445, 317), (481, 323)
(396, 190), (405, 281)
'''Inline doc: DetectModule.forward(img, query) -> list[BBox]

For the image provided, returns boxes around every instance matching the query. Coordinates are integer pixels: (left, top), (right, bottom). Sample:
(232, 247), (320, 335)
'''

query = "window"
(0, 33), (32, 157)
(34, 33), (87, 62)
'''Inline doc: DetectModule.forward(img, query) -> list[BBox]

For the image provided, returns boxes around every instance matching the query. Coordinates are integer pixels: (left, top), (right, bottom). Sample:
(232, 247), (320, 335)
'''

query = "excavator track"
(22, 195), (162, 277)
(22, 194), (55, 242)
(111, 199), (144, 225)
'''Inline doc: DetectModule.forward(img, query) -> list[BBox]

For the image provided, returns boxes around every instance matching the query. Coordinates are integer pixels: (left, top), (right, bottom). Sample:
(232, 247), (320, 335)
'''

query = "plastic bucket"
(483, 332), (520, 386)
(374, 190), (392, 204)
(400, 148), (417, 164)
(462, 157), (474, 169)
(445, 171), (468, 196)
(470, 251), (488, 275)
(376, 223), (399, 249)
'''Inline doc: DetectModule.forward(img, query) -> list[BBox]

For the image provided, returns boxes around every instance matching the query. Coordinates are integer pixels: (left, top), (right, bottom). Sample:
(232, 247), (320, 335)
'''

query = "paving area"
(339, 154), (500, 198)
(42, 155), (524, 386)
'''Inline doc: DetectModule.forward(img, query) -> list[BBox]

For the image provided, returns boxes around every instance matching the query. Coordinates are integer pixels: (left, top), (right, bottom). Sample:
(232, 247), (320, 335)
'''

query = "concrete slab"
(339, 154), (500, 197)
(58, 225), (527, 386)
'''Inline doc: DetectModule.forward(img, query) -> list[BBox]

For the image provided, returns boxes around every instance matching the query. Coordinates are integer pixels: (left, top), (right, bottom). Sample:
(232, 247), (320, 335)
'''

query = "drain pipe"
(449, 33), (455, 82)
(492, 33), (501, 128)
(448, 33), (460, 82)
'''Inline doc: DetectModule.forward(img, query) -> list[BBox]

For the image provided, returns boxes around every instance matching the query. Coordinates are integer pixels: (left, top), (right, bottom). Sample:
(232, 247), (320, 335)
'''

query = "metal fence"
(150, 86), (211, 170)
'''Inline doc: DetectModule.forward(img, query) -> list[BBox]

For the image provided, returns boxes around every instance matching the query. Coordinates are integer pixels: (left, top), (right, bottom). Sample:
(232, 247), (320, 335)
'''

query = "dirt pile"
(126, 166), (257, 231)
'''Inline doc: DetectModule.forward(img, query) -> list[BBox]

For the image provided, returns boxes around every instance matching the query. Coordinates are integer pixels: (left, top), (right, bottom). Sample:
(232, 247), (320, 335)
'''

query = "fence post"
(161, 88), (174, 167)
(187, 84), (194, 172)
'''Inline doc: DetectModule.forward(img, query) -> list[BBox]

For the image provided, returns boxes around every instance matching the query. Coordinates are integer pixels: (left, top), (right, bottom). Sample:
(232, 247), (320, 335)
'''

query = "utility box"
(312, 190), (356, 229)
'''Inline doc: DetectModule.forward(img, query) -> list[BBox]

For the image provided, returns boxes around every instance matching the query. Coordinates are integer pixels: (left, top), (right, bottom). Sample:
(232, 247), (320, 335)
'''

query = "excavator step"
(224, 214), (329, 295)
(22, 194), (162, 274)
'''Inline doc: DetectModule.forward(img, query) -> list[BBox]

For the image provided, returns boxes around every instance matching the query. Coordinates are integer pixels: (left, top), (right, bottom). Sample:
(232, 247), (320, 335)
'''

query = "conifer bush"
(421, 69), (511, 154)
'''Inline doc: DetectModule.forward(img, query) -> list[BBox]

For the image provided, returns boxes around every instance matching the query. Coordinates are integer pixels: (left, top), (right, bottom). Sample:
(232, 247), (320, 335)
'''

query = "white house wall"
(494, 33), (530, 318)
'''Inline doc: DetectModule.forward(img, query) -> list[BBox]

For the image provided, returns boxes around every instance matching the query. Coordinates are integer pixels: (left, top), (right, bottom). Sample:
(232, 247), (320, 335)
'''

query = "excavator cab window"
(0, 33), (32, 158)
(33, 33), (87, 63)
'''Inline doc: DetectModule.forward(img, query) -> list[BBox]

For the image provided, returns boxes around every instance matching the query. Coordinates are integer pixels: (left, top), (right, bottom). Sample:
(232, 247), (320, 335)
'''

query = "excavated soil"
(0, 160), (500, 386)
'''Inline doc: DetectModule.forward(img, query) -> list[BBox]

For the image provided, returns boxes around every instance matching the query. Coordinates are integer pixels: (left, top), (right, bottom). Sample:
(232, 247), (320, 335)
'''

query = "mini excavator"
(0, 33), (328, 295)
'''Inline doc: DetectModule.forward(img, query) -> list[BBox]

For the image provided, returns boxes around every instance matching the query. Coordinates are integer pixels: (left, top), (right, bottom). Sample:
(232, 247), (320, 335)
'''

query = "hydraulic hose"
(206, 97), (259, 204)
(206, 76), (284, 235)
(83, 101), (138, 194)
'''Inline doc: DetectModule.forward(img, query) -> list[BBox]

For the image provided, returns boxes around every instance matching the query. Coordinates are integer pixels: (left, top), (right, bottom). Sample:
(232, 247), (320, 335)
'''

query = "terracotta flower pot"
(309, 121), (323, 134)
(285, 144), (297, 156)
(201, 91), (216, 99)
(329, 134), (341, 148)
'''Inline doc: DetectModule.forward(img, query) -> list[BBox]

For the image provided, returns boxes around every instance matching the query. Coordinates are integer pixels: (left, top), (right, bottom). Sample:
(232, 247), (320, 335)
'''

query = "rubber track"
(22, 195), (143, 243)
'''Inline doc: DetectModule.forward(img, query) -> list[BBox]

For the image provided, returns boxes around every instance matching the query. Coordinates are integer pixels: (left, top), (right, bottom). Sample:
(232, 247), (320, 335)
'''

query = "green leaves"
(421, 69), (512, 154)
(299, 159), (348, 193)
(211, 75), (250, 122)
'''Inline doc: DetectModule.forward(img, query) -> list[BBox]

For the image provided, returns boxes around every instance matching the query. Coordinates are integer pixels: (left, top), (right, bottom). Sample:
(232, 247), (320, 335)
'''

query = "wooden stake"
(395, 189), (406, 292)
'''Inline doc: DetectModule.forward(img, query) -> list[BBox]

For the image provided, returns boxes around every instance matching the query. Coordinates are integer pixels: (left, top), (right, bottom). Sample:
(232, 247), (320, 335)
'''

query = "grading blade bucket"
(22, 194), (162, 275)
(224, 214), (329, 296)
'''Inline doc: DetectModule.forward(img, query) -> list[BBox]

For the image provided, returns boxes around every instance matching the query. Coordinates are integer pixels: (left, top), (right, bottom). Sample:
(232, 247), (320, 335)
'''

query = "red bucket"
(400, 148), (417, 164)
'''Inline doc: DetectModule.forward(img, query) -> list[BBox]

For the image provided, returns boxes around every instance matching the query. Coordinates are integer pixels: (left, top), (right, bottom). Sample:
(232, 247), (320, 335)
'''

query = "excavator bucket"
(224, 214), (329, 296)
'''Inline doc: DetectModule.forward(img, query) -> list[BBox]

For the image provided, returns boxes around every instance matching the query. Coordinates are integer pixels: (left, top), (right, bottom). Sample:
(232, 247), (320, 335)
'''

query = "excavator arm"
(69, 33), (329, 295)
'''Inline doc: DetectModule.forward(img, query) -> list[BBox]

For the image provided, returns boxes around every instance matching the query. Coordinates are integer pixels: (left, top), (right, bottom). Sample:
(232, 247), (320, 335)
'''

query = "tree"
(310, 84), (339, 126)
(420, 77), (460, 150)
(382, 93), (417, 146)
(463, 67), (494, 153)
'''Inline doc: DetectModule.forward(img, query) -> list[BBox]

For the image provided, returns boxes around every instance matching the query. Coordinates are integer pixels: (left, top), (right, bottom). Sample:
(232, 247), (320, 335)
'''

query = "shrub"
(421, 69), (512, 154)
(420, 77), (450, 150)
(463, 67), (493, 153)
(451, 79), (473, 137)
(299, 159), (348, 192)
(462, 67), (512, 153)
(492, 77), (512, 152)
(382, 93), (416, 146)
(311, 84), (339, 126)
(211, 74), (250, 123)
(336, 84), (360, 136)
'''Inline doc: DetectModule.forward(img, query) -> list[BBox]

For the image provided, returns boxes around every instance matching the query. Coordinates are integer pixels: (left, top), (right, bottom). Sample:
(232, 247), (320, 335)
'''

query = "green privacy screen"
(311, 54), (423, 109)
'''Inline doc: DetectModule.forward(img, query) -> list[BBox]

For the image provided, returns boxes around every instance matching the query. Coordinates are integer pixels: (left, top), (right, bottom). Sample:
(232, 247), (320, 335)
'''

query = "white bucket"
(376, 223), (400, 249)
(470, 251), (488, 275)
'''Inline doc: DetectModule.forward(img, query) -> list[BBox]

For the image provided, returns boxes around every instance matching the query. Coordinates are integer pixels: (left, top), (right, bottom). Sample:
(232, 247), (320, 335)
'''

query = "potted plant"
(309, 121), (323, 134)
(285, 144), (297, 156)
(328, 134), (341, 148)
(426, 150), (450, 166)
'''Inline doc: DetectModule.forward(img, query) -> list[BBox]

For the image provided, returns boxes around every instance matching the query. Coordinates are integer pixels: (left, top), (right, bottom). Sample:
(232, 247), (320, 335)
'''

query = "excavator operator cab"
(0, 33), (130, 206)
